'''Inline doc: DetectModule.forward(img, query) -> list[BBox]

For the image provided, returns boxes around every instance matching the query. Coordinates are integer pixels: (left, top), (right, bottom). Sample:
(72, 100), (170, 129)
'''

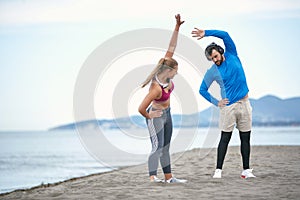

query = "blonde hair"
(141, 57), (178, 88)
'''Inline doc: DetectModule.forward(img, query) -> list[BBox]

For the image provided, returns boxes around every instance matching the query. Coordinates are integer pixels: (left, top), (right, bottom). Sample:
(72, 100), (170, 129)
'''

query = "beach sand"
(1, 146), (300, 200)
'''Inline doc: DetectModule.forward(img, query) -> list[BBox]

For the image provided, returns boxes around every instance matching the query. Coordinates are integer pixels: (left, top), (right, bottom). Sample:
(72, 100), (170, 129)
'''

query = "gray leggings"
(146, 107), (173, 176)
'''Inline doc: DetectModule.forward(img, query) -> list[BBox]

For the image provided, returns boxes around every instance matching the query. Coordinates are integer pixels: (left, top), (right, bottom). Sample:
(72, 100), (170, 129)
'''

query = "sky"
(0, 0), (300, 130)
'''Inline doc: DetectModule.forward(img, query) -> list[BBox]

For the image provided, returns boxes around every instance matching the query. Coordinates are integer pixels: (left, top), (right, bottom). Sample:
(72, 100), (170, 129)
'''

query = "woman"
(138, 14), (187, 183)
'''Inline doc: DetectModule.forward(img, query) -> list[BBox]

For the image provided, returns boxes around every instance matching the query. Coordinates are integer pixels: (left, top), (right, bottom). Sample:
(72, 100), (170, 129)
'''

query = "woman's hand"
(191, 27), (205, 40)
(149, 109), (163, 119)
(175, 14), (184, 27)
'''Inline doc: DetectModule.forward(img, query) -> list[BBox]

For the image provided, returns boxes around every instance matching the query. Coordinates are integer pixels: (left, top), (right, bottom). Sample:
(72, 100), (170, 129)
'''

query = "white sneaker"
(213, 169), (222, 178)
(241, 169), (256, 179)
(165, 177), (187, 183)
(150, 176), (163, 183)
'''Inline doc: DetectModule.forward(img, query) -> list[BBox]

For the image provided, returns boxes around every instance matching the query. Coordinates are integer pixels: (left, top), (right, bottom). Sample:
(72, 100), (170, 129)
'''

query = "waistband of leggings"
(149, 106), (171, 113)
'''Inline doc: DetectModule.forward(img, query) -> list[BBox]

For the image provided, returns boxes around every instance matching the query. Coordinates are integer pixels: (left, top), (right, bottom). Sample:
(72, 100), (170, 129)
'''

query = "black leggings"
(217, 131), (251, 170)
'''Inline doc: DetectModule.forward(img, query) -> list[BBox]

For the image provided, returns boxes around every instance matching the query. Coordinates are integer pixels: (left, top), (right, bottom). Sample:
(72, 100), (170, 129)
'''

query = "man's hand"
(218, 98), (229, 107)
(191, 27), (205, 40)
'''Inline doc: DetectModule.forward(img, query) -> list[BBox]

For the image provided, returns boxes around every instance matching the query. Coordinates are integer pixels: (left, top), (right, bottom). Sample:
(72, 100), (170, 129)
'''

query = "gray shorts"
(219, 98), (252, 132)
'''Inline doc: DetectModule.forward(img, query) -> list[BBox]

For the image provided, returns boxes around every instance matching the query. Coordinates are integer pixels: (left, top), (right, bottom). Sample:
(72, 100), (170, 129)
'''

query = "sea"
(1, 126), (300, 194)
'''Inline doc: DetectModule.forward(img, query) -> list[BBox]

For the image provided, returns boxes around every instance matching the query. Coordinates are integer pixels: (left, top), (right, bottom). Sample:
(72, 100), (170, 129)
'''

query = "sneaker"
(213, 169), (222, 178)
(150, 176), (163, 183)
(165, 177), (187, 183)
(241, 169), (256, 179)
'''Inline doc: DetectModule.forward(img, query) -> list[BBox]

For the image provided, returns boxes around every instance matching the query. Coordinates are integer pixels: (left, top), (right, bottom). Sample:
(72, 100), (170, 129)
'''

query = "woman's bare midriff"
(152, 98), (170, 110)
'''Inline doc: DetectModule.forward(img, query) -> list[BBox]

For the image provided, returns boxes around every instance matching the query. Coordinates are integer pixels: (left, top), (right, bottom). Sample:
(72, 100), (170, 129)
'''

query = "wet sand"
(1, 146), (300, 200)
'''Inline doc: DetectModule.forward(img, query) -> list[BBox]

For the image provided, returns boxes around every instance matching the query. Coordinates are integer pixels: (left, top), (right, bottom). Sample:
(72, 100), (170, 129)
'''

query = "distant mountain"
(49, 95), (300, 131)
(250, 95), (300, 126)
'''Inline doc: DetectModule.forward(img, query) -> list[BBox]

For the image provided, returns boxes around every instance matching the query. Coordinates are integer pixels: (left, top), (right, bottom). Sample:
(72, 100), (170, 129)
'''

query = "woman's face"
(168, 65), (178, 79)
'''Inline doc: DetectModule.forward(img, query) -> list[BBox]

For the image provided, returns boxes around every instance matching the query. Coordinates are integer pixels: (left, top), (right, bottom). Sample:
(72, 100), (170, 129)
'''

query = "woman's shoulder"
(149, 81), (162, 90)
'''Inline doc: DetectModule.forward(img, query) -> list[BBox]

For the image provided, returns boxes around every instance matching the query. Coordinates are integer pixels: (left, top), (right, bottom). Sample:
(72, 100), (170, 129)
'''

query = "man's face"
(209, 49), (223, 66)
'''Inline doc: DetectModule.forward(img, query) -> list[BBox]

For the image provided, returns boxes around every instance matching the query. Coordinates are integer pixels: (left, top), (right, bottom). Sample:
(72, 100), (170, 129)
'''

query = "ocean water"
(0, 126), (300, 194)
(0, 131), (110, 194)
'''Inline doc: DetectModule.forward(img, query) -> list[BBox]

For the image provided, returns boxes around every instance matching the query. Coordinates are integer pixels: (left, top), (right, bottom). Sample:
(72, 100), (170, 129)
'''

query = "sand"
(1, 146), (300, 200)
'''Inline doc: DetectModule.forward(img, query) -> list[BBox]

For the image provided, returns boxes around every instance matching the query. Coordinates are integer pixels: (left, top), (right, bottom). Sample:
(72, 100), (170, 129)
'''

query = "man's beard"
(215, 56), (224, 66)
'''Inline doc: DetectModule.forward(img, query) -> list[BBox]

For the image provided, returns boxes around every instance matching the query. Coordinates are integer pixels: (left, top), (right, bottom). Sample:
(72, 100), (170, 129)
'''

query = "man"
(191, 28), (255, 179)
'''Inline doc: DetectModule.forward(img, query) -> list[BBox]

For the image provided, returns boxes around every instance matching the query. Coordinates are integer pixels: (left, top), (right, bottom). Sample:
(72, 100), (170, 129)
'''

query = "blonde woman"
(138, 14), (187, 183)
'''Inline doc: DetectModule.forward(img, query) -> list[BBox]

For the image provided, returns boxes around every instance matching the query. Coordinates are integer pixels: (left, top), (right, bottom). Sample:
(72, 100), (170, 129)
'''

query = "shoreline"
(1, 145), (300, 199)
(0, 166), (128, 196)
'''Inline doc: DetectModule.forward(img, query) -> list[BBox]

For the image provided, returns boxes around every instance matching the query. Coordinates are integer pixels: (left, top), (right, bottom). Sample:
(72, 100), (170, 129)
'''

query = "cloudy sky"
(1, 0), (300, 130)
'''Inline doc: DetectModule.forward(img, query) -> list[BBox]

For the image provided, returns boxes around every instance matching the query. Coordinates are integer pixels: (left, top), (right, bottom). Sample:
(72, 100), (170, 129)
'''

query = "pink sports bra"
(154, 81), (174, 102)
